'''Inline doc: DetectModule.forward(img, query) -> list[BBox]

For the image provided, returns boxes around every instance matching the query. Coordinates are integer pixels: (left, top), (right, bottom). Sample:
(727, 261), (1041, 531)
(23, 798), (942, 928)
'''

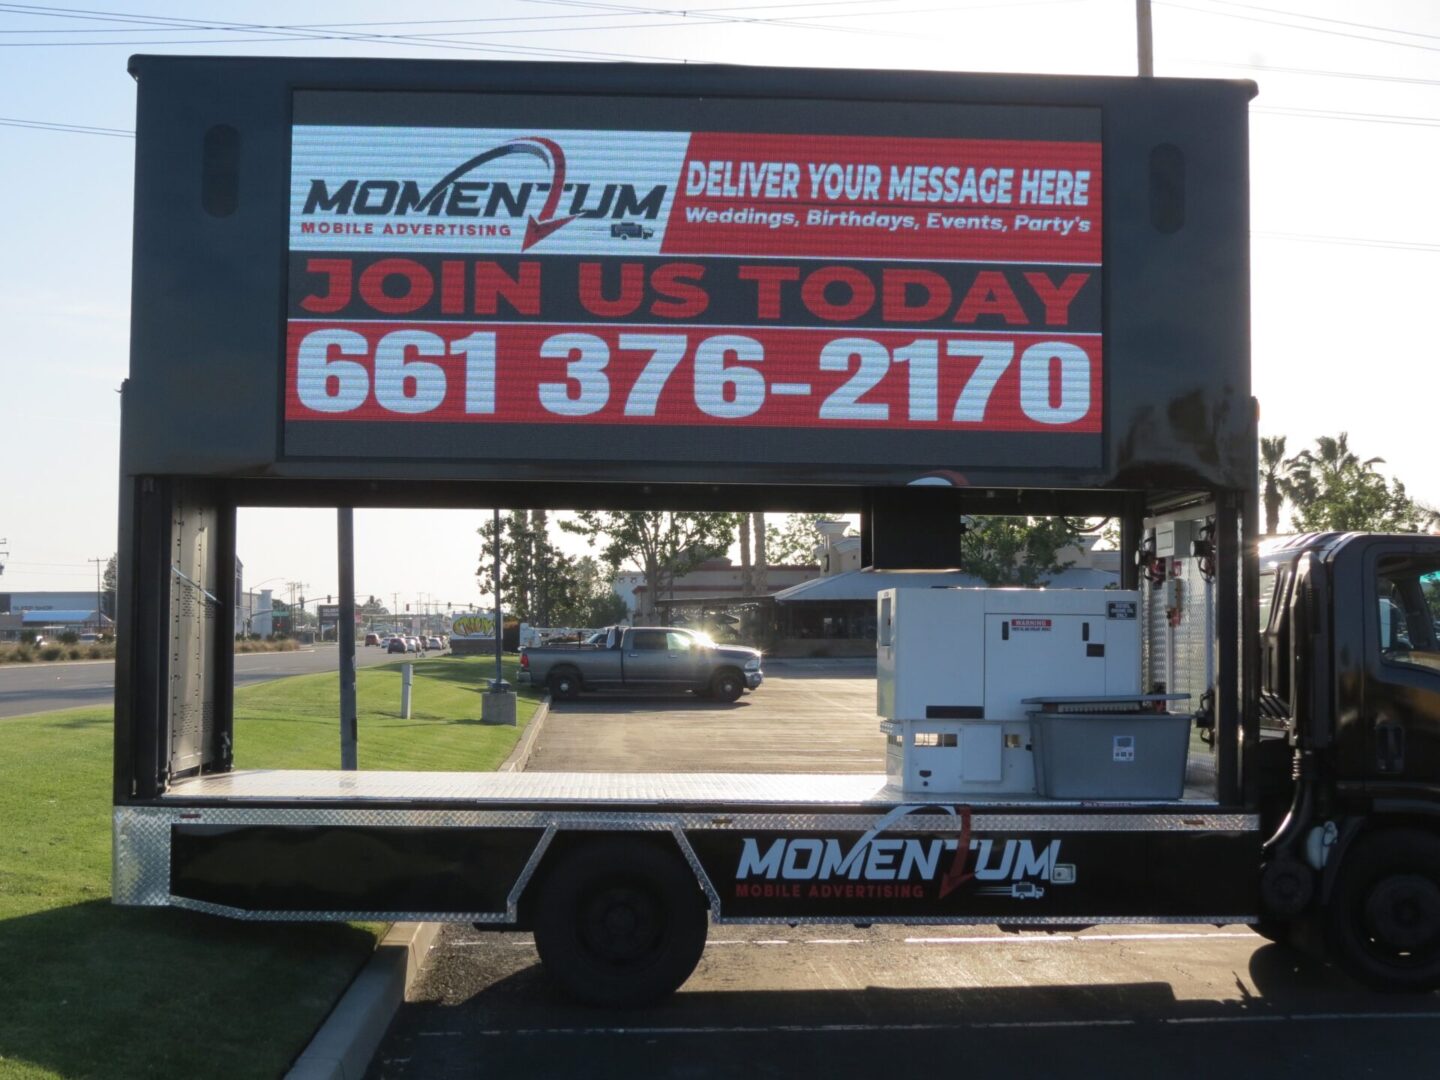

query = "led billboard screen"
(285, 91), (1102, 477)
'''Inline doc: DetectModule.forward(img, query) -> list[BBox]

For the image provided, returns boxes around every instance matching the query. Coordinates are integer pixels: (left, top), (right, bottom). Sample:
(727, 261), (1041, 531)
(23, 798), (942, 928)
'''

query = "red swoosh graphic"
(520, 136), (576, 251)
(937, 806), (974, 899)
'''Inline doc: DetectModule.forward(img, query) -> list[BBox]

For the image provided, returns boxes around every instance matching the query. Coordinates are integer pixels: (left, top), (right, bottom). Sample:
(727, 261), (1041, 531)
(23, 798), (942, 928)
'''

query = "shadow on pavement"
(373, 934), (1440, 1080)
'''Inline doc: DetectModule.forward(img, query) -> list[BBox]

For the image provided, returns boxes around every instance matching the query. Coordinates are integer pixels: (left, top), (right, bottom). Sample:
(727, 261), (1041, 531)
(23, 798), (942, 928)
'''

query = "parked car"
(426, 636), (443, 651)
(387, 637), (407, 654)
(407, 636), (422, 652)
(365, 632), (381, 647)
(519, 625), (763, 702)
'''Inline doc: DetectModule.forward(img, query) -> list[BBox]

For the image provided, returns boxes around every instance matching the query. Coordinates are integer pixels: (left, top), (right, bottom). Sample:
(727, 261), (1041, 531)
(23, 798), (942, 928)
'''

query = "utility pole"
(88, 556), (106, 630)
(0, 539), (9, 579)
(1136, 0), (1153, 76)
(286, 580), (306, 635)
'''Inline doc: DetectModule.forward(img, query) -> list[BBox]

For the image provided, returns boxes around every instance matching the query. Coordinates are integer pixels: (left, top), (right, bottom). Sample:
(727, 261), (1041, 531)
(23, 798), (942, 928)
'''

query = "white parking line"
(476, 1013), (1440, 1039)
(460, 931), (1256, 949)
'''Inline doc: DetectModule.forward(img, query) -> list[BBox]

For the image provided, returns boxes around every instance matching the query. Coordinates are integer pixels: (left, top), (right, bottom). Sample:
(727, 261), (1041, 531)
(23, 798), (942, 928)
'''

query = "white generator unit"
(877, 587), (1142, 796)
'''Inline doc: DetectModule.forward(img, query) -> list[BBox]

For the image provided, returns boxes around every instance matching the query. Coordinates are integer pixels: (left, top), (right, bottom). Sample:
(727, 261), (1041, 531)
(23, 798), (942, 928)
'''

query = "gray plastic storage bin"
(1030, 712), (1191, 800)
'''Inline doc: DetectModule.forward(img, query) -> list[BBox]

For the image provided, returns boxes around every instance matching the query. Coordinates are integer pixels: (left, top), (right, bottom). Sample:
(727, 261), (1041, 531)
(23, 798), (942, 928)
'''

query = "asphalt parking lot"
(524, 657), (882, 773)
(366, 660), (1440, 1080)
(371, 923), (1440, 1080)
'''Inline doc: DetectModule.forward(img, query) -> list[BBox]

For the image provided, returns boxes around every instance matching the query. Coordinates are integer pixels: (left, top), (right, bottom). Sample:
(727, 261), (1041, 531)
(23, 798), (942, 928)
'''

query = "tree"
(477, 511), (575, 626)
(959, 517), (1079, 587)
(1285, 433), (1422, 533)
(553, 556), (629, 627)
(360, 595), (389, 617)
(767, 514), (831, 565)
(561, 511), (736, 622)
(1259, 435), (1292, 536)
(101, 554), (117, 619)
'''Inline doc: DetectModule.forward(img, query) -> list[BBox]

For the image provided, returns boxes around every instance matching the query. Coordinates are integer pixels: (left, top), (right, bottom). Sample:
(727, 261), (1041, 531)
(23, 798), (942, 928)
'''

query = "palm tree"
(752, 512), (768, 596)
(738, 512), (753, 595)
(1259, 435), (1290, 536)
(1286, 433), (1382, 507)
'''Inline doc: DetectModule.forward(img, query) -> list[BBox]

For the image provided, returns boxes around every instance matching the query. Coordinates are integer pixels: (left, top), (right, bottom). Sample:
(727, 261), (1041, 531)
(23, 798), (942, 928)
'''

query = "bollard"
(400, 663), (413, 719)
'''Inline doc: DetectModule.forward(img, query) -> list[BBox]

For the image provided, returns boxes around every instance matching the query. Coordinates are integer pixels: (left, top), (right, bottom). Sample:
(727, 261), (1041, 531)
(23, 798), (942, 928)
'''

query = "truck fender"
(1318, 808), (1440, 904)
(513, 827), (712, 928)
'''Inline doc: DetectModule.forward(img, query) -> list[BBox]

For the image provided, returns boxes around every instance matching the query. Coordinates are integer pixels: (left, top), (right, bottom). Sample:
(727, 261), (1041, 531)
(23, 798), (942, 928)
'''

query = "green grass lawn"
(0, 656), (540, 1080)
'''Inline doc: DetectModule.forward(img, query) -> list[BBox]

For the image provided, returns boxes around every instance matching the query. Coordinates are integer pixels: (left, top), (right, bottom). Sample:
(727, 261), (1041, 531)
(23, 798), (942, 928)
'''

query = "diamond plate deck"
(157, 769), (1217, 809)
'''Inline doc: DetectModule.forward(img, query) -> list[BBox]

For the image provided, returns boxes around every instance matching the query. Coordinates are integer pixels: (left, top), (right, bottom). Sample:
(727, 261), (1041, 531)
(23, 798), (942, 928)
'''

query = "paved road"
(372, 923), (1440, 1080)
(526, 657), (882, 773)
(0, 644), (398, 718)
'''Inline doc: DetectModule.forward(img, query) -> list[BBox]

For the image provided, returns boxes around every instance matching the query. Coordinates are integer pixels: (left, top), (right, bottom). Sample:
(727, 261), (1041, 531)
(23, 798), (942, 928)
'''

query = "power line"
(1254, 232), (1440, 253)
(0, 0), (1079, 49)
(1252, 105), (1440, 128)
(1173, 58), (1440, 88)
(1200, 0), (1440, 44)
(0, 3), (692, 60)
(1155, 1), (1440, 53)
(0, 115), (132, 136)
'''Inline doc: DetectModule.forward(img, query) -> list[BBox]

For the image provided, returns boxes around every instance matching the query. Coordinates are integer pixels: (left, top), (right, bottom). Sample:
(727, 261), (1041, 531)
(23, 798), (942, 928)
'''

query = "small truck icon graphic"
(1010, 881), (1046, 899)
(611, 222), (654, 240)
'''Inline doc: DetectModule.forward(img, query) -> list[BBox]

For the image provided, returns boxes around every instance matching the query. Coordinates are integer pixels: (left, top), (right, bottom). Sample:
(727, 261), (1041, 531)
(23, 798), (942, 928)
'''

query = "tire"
(533, 838), (708, 1007)
(548, 668), (581, 701)
(1326, 828), (1440, 992)
(710, 668), (744, 703)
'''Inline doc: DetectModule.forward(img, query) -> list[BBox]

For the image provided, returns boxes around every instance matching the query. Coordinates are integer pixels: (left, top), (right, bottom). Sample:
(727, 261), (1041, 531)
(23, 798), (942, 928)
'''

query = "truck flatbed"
(153, 768), (1222, 810)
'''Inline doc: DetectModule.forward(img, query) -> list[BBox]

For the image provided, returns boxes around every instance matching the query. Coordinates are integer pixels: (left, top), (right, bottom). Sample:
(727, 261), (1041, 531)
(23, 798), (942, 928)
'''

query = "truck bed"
(155, 769), (1221, 809)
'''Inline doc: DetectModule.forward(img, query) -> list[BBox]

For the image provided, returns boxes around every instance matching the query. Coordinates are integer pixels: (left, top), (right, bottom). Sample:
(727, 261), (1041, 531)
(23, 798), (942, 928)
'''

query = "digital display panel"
(285, 91), (1102, 476)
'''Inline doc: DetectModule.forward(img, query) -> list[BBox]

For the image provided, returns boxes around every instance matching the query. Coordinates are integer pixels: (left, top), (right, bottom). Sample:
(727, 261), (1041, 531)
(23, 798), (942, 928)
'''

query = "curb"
(286, 697), (550, 1079)
(286, 921), (443, 1080)
(500, 694), (552, 772)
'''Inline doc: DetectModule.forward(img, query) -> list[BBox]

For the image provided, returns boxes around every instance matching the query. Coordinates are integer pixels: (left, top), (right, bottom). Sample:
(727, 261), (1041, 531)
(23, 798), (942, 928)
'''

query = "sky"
(0, 0), (1435, 610)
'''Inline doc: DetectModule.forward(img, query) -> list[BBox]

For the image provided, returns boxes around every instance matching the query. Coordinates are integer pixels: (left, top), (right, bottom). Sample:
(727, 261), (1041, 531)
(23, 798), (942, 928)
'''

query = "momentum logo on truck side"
(729, 805), (1075, 903)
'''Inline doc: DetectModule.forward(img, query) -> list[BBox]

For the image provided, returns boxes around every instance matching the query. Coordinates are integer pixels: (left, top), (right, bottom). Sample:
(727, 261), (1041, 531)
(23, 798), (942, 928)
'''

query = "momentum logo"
(733, 806), (1075, 901)
(299, 136), (667, 250)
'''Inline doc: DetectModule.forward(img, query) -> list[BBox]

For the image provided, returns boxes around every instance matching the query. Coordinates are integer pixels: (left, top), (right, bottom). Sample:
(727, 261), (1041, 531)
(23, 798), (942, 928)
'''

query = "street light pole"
(1136, 0), (1154, 77)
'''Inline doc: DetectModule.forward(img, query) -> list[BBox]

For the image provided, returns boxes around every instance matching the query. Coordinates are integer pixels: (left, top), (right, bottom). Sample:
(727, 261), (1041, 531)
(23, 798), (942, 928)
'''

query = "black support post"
(1214, 491), (1241, 806)
(338, 508), (357, 771)
(1240, 487), (1261, 809)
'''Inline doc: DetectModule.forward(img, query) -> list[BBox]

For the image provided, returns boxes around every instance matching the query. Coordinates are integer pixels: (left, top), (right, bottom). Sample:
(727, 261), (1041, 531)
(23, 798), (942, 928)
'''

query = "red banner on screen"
(663, 133), (1101, 263)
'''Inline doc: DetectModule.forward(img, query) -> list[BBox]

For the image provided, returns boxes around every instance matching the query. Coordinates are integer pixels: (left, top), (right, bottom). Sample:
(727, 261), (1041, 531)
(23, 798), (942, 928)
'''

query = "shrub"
(59, 630), (80, 645)
(40, 646), (65, 661)
(20, 630), (37, 645)
(68, 647), (84, 660)
(13, 646), (34, 662)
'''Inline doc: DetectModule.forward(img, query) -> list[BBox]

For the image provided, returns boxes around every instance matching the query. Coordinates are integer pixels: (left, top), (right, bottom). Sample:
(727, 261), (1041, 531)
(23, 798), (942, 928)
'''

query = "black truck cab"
(1259, 533), (1440, 987)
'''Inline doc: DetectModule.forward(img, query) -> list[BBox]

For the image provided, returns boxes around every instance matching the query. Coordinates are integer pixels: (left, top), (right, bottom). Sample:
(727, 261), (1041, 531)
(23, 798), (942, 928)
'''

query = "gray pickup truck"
(518, 626), (763, 702)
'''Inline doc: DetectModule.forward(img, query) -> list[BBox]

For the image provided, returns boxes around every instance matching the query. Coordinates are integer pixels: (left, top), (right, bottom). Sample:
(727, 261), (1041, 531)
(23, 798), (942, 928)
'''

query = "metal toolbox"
(1029, 712), (1192, 800)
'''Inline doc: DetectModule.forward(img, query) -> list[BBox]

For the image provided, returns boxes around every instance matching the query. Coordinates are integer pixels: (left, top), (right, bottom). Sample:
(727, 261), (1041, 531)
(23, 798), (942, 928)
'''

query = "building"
(631, 556), (820, 618)
(0, 591), (113, 640)
(237, 589), (274, 638)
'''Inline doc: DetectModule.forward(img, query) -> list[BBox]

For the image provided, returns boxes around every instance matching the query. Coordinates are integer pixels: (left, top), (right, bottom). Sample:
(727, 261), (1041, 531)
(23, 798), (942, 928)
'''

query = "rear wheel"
(548, 669), (581, 701)
(533, 838), (709, 1007)
(710, 668), (744, 703)
(1326, 828), (1440, 992)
